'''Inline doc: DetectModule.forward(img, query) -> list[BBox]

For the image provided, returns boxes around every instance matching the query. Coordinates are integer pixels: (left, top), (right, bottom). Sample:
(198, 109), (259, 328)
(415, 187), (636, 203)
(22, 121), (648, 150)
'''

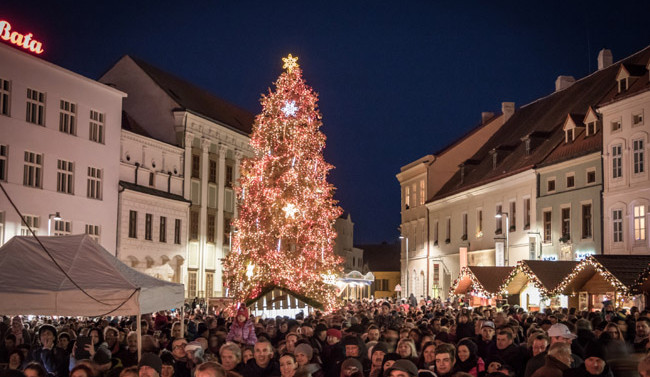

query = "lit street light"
(495, 211), (509, 265)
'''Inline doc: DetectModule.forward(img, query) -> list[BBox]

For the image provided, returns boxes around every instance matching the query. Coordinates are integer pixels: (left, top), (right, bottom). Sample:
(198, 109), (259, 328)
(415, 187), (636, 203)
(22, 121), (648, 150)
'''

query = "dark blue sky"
(4, 1), (650, 243)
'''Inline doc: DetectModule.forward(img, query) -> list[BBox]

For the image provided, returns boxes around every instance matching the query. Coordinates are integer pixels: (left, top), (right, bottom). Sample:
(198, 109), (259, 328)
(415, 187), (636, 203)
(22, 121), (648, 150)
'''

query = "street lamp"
(399, 235), (409, 297)
(495, 212), (509, 265)
(48, 212), (62, 236)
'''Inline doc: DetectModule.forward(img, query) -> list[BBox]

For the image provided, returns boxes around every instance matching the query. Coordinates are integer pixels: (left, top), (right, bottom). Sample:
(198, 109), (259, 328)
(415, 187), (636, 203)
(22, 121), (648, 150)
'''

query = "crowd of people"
(0, 296), (649, 377)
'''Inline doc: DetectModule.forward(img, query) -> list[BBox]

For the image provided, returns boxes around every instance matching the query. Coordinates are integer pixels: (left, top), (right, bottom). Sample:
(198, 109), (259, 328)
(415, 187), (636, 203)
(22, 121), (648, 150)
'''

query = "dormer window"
(563, 114), (584, 143)
(618, 77), (628, 93)
(584, 107), (600, 137)
(616, 64), (647, 94)
(587, 122), (597, 135)
(565, 128), (575, 143)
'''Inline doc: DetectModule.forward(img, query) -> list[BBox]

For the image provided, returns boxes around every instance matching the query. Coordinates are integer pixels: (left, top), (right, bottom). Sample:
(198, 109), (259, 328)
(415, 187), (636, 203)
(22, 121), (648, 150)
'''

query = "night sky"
(4, 1), (650, 243)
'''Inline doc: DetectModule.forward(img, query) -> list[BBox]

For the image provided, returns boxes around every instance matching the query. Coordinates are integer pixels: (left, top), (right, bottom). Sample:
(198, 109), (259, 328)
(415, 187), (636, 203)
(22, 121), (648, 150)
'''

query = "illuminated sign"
(0, 20), (44, 54)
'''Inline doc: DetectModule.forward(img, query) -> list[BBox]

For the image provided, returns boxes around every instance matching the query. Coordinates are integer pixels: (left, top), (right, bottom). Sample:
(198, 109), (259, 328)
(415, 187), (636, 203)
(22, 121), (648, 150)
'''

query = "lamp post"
(48, 212), (62, 236)
(495, 212), (509, 265)
(399, 235), (409, 297)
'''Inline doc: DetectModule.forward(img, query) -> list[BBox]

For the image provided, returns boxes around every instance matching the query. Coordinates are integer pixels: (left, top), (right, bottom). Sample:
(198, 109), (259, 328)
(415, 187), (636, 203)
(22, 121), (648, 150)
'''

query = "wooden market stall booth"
(450, 266), (515, 307)
(500, 260), (578, 311)
(553, 255), (650, 311)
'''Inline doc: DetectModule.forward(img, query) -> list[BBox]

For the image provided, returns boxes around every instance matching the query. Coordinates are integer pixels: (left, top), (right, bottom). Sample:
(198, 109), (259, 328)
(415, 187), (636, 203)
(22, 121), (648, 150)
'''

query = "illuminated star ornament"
(283, 203), (298, 218)
(282, 100), (298, 116)
(282, 53), (299, 72)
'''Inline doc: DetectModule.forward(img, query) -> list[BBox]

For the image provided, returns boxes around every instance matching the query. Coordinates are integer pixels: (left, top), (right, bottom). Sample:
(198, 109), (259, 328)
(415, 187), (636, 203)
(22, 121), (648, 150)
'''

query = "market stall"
(553, 255), (650, 311)
(450, 266), (515, 307)
(499, 260), (578, 311)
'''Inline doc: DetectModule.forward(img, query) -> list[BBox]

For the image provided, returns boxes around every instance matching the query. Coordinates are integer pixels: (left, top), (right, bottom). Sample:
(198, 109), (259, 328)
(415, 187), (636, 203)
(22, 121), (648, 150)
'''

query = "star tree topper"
(282, 53), (299, 72)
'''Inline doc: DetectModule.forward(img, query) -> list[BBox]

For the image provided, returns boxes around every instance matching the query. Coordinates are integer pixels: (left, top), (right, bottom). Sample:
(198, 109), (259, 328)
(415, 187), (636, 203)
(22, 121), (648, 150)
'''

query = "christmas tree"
(223, 54), (342, 311)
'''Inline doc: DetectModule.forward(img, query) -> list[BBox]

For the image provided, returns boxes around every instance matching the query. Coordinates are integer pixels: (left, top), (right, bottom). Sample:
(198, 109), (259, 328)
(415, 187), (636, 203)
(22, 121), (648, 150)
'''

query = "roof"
(359, 242), (401, 271)
(431, 45), (650, 202)
(554, 255), (650, 295)
(599, 57), (650, 107)
(502, 260), (578, 295)
(469, 266), (516, 294)
(121, 111), (151, 138)
(119, 181), (191, 203)
(128, 56), (254, 135)
(539, 127), (602, 167)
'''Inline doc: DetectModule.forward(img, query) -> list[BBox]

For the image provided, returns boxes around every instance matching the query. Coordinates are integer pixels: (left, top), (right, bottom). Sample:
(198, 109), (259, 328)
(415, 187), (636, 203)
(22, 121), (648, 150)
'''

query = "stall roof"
(555, 255), (650, 296)
(501, 260), (578, 296)
(451, 266), (515, 297)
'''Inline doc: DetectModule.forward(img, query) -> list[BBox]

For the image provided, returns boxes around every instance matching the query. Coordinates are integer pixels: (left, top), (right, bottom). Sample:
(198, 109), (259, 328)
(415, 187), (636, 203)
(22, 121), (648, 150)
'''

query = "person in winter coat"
(455, 338), (485, 377)
(530, 342), (572, 377)
(31, 325), (68, 377)
(564, 342), (614, 377)
(226, 307), (257, 346)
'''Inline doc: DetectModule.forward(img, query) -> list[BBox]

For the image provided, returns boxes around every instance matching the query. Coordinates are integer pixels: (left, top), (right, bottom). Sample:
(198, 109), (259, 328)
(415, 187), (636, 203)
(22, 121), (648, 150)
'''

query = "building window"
(445, 217), (451, 243)
(207, 214), (216, 243)
(547, 179), (556, 193)
(495, 204), (502, 234)
(543, 211), (552, 243)
(510, 201), (516, 232)
(190, 211), (199, 240)
(618, 78), (628, 93)
(23, 151), (42, 188)
(223, 217), (231, 246)
(59, 100), (76, 135)
(0, 78), (10, 116)
(226, 165), (233, 188)
(56, 159), (74, 194)
(0, 145), (7, 181)
(85, 224), (100, 242)
(174, 219), (182, 244)
(128, 211), (137, 238)
(561, 207), (571, 241)
(87, 167), (102, 199)
(461, 213), (467, 240)
(187, 270), (197, 298)
(633, 139), (644, 174)
(582, 204), (592, 239)
(566, 174), (575, 188)
(89, 110), (105, 144)
(612, 145), (622, 179)
(633, 111), (644, 126)
(419, 180), (425, 205)
(159, 216), (167, 243)
(208, 159), (217, 183)
(404, 186), (410, 210)
(26, 88), (45, 125)
(611, 119), (622, 132)
(191, 154), (200, 179)
(374, 279), (389, 291)
(524, 198), (531, 229)
(634, 205), (646, 241)
(587, 121), (597, 135)
(145, 213), (153, 241)
(613, 209), (623, 243)
(21, 215), (39, 236)
(587, 169), (596, 184)
(205, 272), (214, 298)
(477, 209), (483, 235)
(53, 219), (71, 236)
(433, 220), (439, 245)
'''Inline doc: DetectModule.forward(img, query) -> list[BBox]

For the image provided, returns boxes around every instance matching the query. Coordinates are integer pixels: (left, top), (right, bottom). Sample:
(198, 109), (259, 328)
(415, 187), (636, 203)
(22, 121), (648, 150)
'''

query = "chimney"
(555, 75), (575, 92)
(598, 49), (613, 70)
(502, 102), (515, 122)
(481, 112), (495, 124)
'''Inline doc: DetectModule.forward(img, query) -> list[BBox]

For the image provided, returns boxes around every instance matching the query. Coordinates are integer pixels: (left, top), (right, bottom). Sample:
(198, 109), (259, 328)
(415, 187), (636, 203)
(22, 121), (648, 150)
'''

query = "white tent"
(0, 234), (184, 316)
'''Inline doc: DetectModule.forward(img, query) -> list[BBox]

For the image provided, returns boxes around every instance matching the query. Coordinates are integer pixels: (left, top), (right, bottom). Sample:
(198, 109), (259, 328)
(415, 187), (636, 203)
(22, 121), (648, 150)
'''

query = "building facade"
(117, 128), (190, 283)
(0, 43), (125, 251)
(100, 56), (254, 299)
(333, 213), (365, 272)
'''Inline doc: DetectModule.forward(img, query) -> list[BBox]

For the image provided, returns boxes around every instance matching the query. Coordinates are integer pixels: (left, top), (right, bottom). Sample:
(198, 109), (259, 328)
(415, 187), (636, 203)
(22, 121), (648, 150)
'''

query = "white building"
(100, 56), (253, 299)
(118, 127), (190, 283)
(0, 43), (125, 251)
(601, 47), (650, 254)
(334, 212), (365, 272)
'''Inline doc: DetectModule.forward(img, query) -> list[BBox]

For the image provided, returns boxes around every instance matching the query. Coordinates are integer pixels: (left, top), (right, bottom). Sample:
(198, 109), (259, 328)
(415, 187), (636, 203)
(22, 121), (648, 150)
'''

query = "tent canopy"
(0, 234), (184, 316)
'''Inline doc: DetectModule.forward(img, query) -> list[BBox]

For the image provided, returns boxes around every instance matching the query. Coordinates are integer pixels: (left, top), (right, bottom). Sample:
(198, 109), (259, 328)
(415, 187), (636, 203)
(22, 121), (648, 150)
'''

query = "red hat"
(326, 328), (342, 339)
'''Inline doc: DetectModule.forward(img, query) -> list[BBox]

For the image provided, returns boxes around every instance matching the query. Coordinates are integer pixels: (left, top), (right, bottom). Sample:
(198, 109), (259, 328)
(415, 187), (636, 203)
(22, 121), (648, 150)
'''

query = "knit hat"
(314, 323), (327, 334)
(584, 342), (606, 361)
(341, 358), (363, 373)
(294, 343), (313, 360)
(326, 328), (342, 340)
(342, 334), (361, 347)
(371, 341), (389, 356)
(385, 359), (418, 377)
(38, 324), (57, 338)
(139, 353), (162, 375)
(93, 346), (112, 365)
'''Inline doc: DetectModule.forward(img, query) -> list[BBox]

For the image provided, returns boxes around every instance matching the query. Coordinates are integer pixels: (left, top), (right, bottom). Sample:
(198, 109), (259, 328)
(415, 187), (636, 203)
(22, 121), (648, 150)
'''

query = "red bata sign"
(0, 20), (44, 54)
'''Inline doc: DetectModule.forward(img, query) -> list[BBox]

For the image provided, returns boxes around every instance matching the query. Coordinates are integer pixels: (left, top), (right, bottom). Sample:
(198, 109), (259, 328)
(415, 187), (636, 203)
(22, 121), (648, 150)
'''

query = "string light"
(222, 55), (342, 312)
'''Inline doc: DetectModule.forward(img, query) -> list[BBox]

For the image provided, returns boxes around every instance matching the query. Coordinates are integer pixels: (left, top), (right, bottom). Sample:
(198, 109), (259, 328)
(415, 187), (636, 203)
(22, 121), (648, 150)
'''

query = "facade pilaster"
(198, 137), (211, 297)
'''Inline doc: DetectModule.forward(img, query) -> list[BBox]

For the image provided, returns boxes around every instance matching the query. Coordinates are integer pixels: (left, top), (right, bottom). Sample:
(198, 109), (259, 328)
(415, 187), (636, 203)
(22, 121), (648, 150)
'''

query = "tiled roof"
(467, 266), (515, 294)
(432, 45), (650, 201)
(119, 181), (191, 203)
(360, 242), (401, 272)
(128, 56), (254, 135)
(121, 111), (151, 137)
(599, 59), (650, 106)
(593, 254), (650, 291)
(539, 127), (602, 167)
